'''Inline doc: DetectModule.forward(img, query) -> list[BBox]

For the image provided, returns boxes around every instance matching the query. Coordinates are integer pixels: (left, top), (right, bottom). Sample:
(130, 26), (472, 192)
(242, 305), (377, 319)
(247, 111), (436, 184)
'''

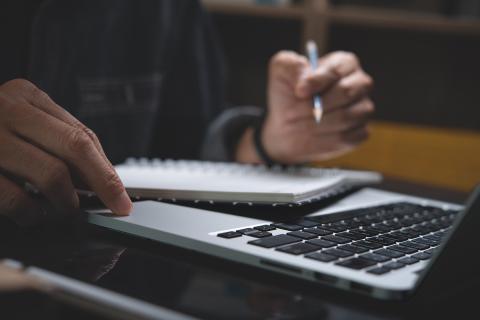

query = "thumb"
(269, 51), (309, 87)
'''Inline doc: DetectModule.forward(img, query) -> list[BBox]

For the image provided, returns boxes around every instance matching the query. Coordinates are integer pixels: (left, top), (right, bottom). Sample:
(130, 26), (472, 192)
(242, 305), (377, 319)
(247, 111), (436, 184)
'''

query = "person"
(0, 0), (374, 227)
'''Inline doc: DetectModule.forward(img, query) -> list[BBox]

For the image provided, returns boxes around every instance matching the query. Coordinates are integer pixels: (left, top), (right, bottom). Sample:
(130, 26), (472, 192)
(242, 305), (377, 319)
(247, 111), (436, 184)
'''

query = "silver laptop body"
(88, 187), (472, 300)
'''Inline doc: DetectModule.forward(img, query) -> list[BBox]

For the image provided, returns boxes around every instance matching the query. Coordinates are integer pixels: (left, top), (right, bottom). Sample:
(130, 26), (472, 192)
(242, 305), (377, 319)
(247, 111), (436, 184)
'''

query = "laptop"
(87, 186), (480, 300)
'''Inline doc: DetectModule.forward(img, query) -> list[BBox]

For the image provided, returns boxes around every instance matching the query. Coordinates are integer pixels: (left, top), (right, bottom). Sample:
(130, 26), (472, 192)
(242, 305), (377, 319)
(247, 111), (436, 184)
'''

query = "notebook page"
(116, 160), (342, 193)
(113, 159), (382, 203)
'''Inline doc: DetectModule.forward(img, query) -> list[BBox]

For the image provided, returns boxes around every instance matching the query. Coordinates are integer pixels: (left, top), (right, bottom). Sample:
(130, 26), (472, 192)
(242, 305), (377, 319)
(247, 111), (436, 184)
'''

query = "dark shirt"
(0, 0), (43, 83)
(0, 0), (261, 164)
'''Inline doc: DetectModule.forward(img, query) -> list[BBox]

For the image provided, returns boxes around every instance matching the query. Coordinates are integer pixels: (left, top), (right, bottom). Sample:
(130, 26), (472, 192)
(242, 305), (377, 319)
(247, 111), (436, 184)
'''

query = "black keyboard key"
(236, 228), (257, 235)
(374, 249), (404, 259)
(287, 231), (318, 240)
(248, 234), (301, 248)
(348, 229), (368, 240)
(337, 232), (365, 240)
(303, 228), (333, 236)
(395, 230), (416, 239)
(272, 223), (303, 231)
(424, 235), (442, 242)
(435, 230), (447, 237)
(367, 266), (391, 275)
(399, 229), (422, 238)
(388, 245), (417, 254)
(248, 231), (273, 238)
(354, 240), (383, 249)
(425, 222), (443, 232)
(363, 215), (383, 224)
(343, 219), (362, 228)
(412, 238), (439, 247)
(422, 223), (440, 233)
(361, 253), (391, 263)
(323, 248), (354, 258)
(380, 233), (405, 242)
(305, 252), (338, 262)
(411, 225), (432, 235)
(276, 243), (320, 255)
(398, 256), (420, 265)
(412, 252), (431, 260)
(410, 216), (427, 225)
(338, 244), (368, 254)
(218, 231), (242, 239)
(367, 236), (396, 246)
(423, 206), (446, 218)
(336, 257), (377, 270)
(362, 226), (383, 235)
(370, 224), (391, 232)
(254, 225), (276, 232)
(383, 220), (402, 230)
(384, 261), (406, 270)
(295, 220), (320, 228)
(446, 209), (459, 216)
(357, 216), (373, 225)
(322, 235), (351, 244)
(400, 241), (429, 250)
(397, 218), (416, 228)
(412, 222), (432, 234)
(438, 219), (453, 228)
(401, 227), (423, 238)
(387, 231), (409, 241)
(350, 229), (378, 237)
(420, 212), (436, 221)
(307, 209), (364, 224)
(306, 238), (336, 248)
(432, 231), (445, 238)
(322, 225), (348, 233)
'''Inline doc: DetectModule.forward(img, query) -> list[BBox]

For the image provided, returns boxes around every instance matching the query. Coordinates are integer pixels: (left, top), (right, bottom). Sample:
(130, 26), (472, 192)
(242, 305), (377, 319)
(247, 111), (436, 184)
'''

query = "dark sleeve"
(201, 106), (263, 161)
(156, 1), (262, 161)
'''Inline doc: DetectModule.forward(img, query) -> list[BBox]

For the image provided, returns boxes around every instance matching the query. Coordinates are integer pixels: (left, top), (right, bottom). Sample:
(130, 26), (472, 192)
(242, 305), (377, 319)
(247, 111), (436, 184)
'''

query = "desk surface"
(0, 178), (476, 319)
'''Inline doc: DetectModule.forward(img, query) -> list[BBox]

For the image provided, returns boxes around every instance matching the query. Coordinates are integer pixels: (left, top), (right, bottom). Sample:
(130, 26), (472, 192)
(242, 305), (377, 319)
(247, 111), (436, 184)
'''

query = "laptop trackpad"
(87, 201), (269, 236)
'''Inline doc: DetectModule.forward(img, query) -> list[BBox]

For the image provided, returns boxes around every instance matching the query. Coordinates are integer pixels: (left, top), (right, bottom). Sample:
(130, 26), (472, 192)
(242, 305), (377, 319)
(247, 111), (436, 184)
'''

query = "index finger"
(296, 51), (360, 99)
(295, 65), (340, 98)
(11, 103), (132, 215)
(5, 79), (111, 166)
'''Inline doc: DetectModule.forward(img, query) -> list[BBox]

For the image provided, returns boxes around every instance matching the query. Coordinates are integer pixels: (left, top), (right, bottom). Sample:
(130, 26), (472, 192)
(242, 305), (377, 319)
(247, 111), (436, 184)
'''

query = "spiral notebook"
(111, 159), (382, 205)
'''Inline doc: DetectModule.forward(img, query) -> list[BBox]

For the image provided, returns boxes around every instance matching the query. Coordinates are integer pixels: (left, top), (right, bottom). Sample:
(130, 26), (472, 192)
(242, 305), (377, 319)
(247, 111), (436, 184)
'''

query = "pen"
(306, 40), (323, 124)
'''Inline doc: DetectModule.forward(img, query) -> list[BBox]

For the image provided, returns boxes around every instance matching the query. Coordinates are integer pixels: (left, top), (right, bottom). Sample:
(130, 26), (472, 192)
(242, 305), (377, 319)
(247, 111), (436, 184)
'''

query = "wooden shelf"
(203, 1), (480, 35)
(325, 6), (480, 36)
(203, 1), (304, 20)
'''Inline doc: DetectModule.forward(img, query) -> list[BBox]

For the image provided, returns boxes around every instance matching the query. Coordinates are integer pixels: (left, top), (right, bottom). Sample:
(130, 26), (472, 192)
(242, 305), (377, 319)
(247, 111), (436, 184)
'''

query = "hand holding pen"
(243, 47), (374, 165)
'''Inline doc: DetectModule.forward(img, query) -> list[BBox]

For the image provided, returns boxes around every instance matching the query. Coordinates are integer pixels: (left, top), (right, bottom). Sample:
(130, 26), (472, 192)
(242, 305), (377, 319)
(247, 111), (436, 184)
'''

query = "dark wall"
(212, 13), (480, 131)
(329, 25), (480, 130)
(212, 15), (302, 108)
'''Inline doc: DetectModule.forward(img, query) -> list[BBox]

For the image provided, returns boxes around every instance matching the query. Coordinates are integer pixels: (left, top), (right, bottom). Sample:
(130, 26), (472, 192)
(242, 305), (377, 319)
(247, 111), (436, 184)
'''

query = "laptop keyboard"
(217, 202), (459, 275)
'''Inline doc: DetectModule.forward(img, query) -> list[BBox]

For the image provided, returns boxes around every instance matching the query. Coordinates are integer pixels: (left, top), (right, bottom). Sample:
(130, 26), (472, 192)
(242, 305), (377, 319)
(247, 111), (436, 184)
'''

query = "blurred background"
(202, 0), (480, 193)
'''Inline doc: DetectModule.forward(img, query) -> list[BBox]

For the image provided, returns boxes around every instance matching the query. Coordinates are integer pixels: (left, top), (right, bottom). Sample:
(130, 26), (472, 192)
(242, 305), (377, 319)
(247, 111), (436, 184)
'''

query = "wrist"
(252, 120), (278, 166)
(234, 127), (262, 164)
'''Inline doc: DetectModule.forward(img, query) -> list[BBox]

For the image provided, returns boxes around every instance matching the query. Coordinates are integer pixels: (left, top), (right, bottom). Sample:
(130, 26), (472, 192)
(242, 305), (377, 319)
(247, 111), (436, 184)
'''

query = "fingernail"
(72, 192), (80, 209)
(113, 191), (132, 216)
